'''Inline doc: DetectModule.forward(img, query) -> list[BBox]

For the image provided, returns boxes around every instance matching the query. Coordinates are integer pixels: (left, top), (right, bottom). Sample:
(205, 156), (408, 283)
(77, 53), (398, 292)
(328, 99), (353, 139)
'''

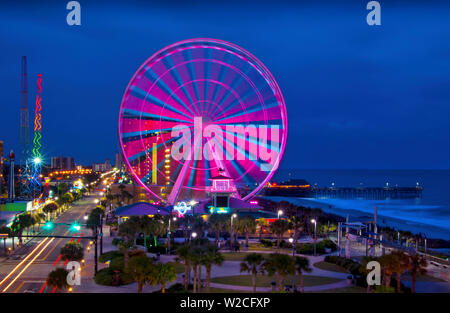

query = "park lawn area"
(211, 275), (342, 287)
(202, 288), (250, 293)
(167, 261), (185, 274)
(312, 286), (367, 293)
(221, 252), (267, 261)
(313, 261), (349, 273)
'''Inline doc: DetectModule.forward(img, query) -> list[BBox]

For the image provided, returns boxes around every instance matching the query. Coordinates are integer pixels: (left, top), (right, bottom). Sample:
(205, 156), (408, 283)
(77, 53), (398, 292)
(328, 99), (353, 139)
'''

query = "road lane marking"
(2, 238), (55, 292)
(0, 237), (49, 287)
(13, 281), (25, 293)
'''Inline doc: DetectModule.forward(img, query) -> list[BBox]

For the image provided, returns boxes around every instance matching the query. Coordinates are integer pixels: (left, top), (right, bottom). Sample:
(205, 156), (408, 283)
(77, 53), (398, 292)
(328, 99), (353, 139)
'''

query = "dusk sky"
(1, 1), (449, 169)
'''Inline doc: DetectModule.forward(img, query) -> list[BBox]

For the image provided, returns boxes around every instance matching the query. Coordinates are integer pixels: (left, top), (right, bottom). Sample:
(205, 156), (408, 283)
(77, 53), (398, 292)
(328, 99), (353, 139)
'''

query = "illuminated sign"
(174, 201), (192, 215)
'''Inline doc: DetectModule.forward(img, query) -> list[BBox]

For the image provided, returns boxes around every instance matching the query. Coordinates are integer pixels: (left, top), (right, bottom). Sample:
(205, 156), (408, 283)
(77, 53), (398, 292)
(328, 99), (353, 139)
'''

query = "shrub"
(94, 269), (114, 286)
(120, 271), (134, 285)
(375, 285), (395, 293)
(112, 238), (123, 246)
(260, 239), (273, 247)
(318, 239), (337, 252)
(109, 256), (124, 271)
(147, 245), (166, 254)
(164, 283), (189, 293)
(99, 250), (123, 263)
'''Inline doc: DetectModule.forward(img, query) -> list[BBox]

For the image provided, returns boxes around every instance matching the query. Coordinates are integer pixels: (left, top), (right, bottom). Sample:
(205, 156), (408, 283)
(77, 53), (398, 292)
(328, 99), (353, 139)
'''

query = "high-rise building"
(115, 152), (123, 169)
(51, 156), (75, 170)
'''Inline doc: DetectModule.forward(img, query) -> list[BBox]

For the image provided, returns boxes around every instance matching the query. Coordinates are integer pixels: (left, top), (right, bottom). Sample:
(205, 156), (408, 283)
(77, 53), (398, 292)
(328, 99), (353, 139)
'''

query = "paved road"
(0, 194), (99, 293)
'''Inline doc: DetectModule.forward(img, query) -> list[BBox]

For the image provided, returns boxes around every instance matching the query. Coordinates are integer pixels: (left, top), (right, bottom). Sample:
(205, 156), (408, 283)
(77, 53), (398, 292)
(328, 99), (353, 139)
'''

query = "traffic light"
(43, 221), (54, 230)
(70, 222), (81, 232)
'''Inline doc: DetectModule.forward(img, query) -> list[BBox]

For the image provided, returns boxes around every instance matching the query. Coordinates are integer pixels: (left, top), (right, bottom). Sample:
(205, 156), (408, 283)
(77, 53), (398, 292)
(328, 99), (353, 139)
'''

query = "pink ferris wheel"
(118, 38), (288, 204)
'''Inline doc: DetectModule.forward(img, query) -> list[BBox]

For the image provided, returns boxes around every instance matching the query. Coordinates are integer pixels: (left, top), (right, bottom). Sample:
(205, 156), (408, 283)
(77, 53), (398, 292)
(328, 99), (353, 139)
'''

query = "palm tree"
(60, 242), (84, 262)
(294, 256), (312, 292)
(201, 245), (224, 292)
(176, 244), (192, 289)
(407, 253), (427, 293)
(237, 216), (257, 248)
(289, 216), (304, 245)
(47, 268), (70, 292)
(151, 262), (177, 293)
(118, 217), (140, 268)
(269, 219), (290, 249)
(390, 250), (409, 293)
(208, 214), (228, 244)
(264, 253), (295, 291)
(256, 218), (268, 240)
(127, 255), (153, 293)
(379, 253), (397, 288)
(190, 246), (203, 293)
(240, 253), (265, 292)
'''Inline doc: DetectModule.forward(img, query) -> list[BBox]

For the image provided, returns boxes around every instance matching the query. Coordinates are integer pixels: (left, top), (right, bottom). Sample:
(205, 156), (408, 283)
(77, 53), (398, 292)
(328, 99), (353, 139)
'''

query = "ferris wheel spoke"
(130, 86), (193, 121)
(203, 49), (213, 114)
(182, 50), (202, 113)
(162, 56), (201, 116)
(211, 81), (268, 121)
(209, 69), (248, 118)
(144, 66), (196, 118)
(123, 108), (192, 124)
(206, 53), (232, 116)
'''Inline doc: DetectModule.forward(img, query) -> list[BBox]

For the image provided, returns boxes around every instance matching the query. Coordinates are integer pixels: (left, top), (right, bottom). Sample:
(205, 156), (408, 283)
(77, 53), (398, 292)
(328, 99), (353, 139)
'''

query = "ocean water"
(268, 169), (450, 240)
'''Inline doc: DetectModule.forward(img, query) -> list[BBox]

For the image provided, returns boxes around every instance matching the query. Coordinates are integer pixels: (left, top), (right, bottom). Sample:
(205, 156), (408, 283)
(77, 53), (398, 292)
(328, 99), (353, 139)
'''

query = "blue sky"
(1, 0), (449, 169)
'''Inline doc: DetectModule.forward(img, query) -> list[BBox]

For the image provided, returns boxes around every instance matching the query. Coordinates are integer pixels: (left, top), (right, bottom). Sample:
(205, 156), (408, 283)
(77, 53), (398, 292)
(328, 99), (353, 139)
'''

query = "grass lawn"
(313, 261), (349, 273)
(221, 252), (266, 261)
(202, 288), (249, 293)
(312, 286), (367, 293)
(167, 261), (185, 274)
(211, 274), (342, 287)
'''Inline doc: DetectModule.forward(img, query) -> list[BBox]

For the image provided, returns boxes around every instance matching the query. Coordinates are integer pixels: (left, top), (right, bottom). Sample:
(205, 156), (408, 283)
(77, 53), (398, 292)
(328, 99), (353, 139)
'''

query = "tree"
(42, 202), (58, 220)
(237, 216), (257, 248)
(289, 216), (304, 244)
(190, 245), (203, 293)
(269, 219), (290, 249)
(118, 217), (141, 268)
(176, 244), (192, 289)
(208, 214), (228, 244)
(60, 242), (84, 262)
(11, 214), (35, 244)
(47, 268), (70, 292)
(407, 253), (427, 293)
(294, 256), (312, 292)
(127, 255), (153, 293)
(240, 253), (265, 292)
(150, 262), (177, 293)
(390, 251), (409, 293)
(201, 245), (224, 292)
(379, 253), (397, 288)
(264, 253), (295, 291)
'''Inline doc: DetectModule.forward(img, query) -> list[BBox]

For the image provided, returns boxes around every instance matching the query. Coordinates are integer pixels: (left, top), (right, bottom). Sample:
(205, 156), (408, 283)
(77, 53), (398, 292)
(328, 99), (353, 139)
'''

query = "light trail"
(0, 237), (49, 287)
(2, 237), (55, 293)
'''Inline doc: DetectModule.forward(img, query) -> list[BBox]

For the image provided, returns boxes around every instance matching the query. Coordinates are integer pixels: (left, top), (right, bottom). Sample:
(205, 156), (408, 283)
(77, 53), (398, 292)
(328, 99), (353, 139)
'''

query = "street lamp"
(288, 237), (295, 256)
(190, 232), (197, 243)
(231, 213), (237, 249)
(167, 216), (177, 254)
(277, 210), (283, 219)
(83, 214), (88, 221)
(311, 219), (317, 256)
